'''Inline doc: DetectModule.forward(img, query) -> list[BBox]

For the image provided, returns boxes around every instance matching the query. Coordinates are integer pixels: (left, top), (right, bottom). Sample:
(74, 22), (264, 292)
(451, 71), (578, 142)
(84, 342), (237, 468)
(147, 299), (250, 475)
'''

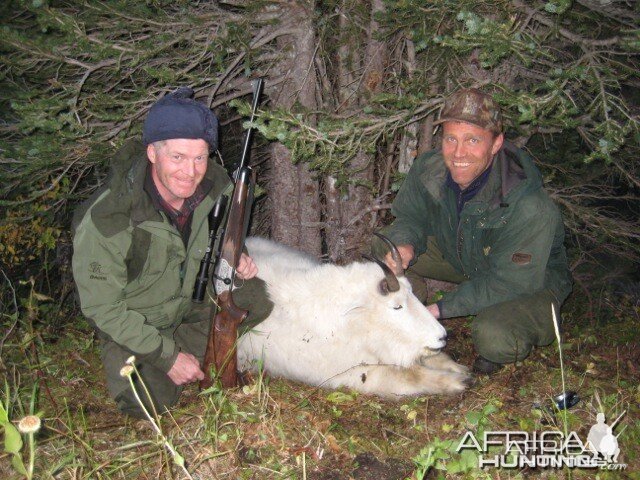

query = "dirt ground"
(1, 291), (639, 479)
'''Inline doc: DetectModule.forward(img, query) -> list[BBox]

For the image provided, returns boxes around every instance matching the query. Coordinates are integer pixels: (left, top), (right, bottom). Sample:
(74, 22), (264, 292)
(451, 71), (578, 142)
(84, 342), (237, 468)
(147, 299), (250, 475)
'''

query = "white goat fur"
(237, 237), (472, 398)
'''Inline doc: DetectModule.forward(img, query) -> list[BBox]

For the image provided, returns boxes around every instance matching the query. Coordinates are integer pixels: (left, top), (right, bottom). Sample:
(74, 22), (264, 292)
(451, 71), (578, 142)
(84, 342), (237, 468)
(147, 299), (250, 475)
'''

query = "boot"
(472, 356), (503, 375)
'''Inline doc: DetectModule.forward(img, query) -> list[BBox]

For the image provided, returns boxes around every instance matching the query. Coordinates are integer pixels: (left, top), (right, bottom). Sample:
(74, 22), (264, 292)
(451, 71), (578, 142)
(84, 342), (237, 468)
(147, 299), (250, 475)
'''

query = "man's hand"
(167, 352), (205, 385)
(427, 303), (440, 319)
(236, 253), (258, 280)
(384, 244), (415, 271)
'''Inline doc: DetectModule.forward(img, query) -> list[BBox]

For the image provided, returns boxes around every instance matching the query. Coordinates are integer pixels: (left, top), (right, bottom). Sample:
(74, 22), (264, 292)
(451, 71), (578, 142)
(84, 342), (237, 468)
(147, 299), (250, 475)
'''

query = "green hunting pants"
(374, 236), (559, 365)
(100, 278), (272, 418)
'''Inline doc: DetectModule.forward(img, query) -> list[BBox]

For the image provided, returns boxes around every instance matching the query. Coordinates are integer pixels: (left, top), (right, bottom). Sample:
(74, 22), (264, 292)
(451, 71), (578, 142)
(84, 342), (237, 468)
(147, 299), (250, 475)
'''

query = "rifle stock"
(200, 290), (247, 389)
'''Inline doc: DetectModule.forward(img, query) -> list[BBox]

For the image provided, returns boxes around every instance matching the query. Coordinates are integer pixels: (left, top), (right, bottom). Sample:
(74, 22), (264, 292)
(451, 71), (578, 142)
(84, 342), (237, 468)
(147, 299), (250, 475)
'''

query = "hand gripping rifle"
(200, 78), (264, 389)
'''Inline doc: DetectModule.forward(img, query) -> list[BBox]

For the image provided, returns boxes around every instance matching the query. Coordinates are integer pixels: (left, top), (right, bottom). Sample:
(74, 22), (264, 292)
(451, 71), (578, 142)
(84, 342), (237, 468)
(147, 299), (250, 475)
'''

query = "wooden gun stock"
(200, 290), (247, 389)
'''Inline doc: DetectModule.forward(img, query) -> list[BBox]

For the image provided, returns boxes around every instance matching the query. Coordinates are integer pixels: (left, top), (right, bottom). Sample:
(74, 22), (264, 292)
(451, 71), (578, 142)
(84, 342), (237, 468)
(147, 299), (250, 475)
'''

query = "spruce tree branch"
(511, 0), (621, 47)
(610, 158), (640, 189)
(89, 1), (191, 27)
(574, 0), (640, 28)
(206, 26), (298, 105)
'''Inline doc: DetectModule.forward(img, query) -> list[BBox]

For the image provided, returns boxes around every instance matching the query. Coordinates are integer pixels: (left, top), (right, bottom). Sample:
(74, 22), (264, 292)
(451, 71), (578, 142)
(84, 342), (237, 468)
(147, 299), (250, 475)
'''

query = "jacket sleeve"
(380, 155), (433, 258)
(72, 222), (178, 372)
(439, 194), (558, 318)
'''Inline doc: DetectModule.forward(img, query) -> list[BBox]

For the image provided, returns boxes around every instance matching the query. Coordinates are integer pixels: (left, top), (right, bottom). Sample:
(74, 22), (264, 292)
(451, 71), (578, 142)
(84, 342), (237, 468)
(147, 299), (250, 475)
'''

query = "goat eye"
(393, 305), (403, 310)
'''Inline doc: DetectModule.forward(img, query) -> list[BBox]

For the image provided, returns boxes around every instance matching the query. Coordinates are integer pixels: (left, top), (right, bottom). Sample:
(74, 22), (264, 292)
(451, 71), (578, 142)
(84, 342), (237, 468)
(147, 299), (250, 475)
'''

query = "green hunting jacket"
(385, 141), (572, 318)
(72, 140), (232, 372)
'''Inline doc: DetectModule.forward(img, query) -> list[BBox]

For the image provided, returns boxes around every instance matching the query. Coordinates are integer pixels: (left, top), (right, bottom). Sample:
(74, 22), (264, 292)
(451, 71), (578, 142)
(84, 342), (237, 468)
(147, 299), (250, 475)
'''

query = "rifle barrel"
(237, 78), (264, 173)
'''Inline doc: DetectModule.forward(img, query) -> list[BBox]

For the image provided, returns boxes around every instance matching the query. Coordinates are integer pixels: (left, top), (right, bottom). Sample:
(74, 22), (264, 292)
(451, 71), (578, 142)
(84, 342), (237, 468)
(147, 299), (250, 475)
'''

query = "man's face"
(442, 121), (504, 190)
(147, 138), (209, 208)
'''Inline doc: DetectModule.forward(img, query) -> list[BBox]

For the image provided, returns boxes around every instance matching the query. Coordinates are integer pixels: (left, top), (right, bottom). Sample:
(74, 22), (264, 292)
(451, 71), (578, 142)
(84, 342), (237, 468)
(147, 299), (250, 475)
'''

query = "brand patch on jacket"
(511, 252), (532, 265)
(89, 262), (105, 273)
(88, 262), (108, 280)
(483, 246), (491, 256)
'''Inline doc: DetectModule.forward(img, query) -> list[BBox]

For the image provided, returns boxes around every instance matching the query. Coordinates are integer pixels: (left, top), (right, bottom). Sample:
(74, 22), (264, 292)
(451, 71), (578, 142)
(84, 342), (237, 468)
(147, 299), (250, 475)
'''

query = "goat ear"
(378, 279), (390, 296)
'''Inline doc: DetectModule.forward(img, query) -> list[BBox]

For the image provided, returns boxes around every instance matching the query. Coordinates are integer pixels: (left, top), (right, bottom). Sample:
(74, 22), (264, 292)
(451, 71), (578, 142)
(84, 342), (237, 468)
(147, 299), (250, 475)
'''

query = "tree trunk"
(398, 39), (419, 174)
(418, 74), (441, 157)
(268, 1), (322, 256)
(325, 0), (387, 261)
(323, 3), (357, 261)
(418, 114), (436, 156)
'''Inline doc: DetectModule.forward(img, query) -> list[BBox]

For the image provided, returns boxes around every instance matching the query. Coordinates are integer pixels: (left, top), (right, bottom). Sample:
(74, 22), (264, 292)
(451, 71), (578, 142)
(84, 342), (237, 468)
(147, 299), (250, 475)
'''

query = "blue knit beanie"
(142, 87), (219, 150)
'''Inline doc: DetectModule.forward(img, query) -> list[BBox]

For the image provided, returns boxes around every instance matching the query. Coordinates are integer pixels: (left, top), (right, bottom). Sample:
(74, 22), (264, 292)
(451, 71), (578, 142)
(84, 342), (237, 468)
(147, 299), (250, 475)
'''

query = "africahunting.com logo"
(456, 412), (627, 471)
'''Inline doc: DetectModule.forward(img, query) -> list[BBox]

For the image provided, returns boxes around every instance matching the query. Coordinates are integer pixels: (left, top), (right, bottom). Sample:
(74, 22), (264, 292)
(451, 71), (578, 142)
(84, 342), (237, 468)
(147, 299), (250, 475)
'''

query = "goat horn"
(373, 232), (404, 277)
(362, 254), (400, 294)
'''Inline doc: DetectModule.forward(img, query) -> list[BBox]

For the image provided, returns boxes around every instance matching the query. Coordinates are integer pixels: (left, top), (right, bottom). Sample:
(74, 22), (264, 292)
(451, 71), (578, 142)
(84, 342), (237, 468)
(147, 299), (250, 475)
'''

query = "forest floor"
(0, 286), (639, 479)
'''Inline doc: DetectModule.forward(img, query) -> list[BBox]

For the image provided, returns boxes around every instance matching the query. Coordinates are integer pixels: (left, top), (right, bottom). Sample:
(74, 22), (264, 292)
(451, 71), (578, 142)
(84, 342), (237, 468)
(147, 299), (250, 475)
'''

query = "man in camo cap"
(374, 88), (572, 374)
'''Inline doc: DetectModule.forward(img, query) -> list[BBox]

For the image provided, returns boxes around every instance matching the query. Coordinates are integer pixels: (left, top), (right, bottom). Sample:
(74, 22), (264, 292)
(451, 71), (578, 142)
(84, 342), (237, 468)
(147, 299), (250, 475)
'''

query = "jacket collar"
(91, 139), (230, 235)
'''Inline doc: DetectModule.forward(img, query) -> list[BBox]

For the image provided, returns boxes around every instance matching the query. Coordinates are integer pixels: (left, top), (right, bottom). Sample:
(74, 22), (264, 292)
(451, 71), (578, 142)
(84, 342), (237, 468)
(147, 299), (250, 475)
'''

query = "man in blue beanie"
(72, 88), (264, 417)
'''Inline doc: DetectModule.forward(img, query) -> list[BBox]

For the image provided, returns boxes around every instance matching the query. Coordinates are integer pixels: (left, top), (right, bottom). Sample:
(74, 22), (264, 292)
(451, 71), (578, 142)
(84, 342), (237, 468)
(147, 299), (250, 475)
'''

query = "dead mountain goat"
(237, 236), (472, 398)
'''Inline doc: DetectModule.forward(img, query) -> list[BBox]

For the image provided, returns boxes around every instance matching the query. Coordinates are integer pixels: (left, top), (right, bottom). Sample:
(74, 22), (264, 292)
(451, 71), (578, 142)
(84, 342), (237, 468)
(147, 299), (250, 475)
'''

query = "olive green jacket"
(72, 140), (232, 371)
(385, 141), (572, 318)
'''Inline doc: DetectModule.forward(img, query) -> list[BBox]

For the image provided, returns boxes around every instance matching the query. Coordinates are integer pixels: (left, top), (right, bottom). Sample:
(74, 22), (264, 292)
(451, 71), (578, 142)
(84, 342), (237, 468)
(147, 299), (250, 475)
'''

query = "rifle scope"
(192, 195), (228, 302)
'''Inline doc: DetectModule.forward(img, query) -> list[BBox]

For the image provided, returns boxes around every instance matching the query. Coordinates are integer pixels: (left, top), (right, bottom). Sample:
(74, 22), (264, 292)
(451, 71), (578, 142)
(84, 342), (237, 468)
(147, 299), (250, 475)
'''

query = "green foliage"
(0, 200), (62, 269)
(390, 172), (407, 192)
(435, 10), (527, 68)
(411, 400), (500, 477)
(0, 0), (638, 293)
(544, 0), (572, 15)
(325, 391), (358, 404)
(0, 389), (28, 476)
(0, 381), (41, 479)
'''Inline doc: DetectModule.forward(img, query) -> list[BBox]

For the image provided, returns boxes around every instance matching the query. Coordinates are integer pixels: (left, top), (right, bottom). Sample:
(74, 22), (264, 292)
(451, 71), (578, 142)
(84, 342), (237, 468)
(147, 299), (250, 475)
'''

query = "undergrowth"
(0, 282), (639, 479)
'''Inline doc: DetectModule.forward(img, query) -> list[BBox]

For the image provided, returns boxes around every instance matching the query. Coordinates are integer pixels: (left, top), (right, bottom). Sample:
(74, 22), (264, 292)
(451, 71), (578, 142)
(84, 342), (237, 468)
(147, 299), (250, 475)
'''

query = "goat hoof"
(463, 373), (476, 388)
(238, 370), (254, 386)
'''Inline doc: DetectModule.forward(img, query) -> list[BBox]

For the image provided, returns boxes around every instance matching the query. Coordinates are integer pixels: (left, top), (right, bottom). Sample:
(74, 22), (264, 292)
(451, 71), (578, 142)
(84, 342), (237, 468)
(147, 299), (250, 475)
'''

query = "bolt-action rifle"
(200, 78), (264, 389)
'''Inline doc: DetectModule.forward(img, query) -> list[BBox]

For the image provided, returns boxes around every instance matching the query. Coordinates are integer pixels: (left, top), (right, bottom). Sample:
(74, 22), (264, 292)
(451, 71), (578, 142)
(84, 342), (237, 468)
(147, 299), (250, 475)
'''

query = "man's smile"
(175, 177), (195, 184)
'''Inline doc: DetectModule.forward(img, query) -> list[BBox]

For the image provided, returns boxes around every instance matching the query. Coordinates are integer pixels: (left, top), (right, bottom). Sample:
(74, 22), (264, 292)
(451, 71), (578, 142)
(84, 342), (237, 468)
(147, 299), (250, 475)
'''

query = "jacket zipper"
(452, 185), (469, 276)
(456, 213), (466, 276)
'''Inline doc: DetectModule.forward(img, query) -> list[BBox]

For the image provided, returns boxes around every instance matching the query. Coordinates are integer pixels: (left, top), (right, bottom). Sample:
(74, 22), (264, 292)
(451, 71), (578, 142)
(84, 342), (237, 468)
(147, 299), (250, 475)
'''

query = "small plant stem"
(552, 304), (569, 437)
(552, 304), (572, 480)
(27, 432), (35, 480)
(126, 373), (193, 480)
(302, 451), (306, 480)
(136, 367), (161, 421)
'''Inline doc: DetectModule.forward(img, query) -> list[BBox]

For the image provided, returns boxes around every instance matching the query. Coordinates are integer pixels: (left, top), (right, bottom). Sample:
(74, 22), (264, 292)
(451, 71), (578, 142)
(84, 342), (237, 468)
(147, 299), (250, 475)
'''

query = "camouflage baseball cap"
(434, 88), (503, 134)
